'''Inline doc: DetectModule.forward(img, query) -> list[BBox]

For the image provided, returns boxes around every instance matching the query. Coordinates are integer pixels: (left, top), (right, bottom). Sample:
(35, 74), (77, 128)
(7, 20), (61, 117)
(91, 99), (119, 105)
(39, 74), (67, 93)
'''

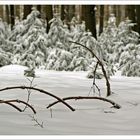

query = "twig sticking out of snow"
(23, 77), (35, 112)
(29, 115), (44, 128)
(88, 62), (101, 96)
(127, 101), (138, 106)
(47, 96), (121, 109)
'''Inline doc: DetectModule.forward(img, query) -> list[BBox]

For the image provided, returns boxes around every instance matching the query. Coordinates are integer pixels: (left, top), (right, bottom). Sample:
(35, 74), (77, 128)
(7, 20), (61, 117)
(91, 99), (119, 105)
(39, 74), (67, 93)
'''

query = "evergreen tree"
(0, 18), (13, 66)
(117, 19), (140, 76)
(46, 14), (73, 70)
(97, 14), (118, 77)
(11, 7), (49, 69)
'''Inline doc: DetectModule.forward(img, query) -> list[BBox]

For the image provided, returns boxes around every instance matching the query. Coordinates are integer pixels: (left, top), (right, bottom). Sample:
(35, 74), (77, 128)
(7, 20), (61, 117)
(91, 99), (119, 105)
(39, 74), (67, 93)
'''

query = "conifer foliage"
(0, 8), (140, 77)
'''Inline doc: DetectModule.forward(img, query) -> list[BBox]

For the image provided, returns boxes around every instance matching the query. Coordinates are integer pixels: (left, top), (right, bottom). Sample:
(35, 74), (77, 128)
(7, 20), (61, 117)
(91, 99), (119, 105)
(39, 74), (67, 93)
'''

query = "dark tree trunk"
(125, 5), (136, 31)
(113, 5), (117, 16)
(126, 5), (136, 22)
(82, 5), (97, 38)
(63, 5), (69, 22)
(0, 5), (3, 19)
(68, 5), (75, 21)
(6, 5), (10, 24)
(61, 5), (65, 21)
(37, 5), (41, 12)
(135, 6), (140, 34)
(99, 5), (104, 35)
(61, 5), (75, 23)
(10, 5), (15, 29)
(115, 5), (120, 25)
(15, 5), (20, 18)
(23, 5), (32, 19)
(45, 5), (53, 33)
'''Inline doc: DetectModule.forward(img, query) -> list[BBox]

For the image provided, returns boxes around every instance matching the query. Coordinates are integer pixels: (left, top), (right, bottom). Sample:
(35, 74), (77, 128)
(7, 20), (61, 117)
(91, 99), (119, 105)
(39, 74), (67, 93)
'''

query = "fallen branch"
(70, 41), (111, 97)
(0, 99), (36, 114)
(0, 99), (22, 112)
(0, 86), (75, 111)
(47, 96), (121, 109)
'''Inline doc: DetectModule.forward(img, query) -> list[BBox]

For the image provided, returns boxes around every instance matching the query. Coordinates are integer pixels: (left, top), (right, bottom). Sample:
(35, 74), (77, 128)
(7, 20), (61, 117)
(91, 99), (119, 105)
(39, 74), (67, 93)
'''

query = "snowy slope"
(0, 65), (140, 135)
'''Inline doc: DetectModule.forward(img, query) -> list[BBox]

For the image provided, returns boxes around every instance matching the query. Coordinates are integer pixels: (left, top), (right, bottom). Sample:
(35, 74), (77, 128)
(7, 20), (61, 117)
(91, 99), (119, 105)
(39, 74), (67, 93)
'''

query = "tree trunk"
(125, 5), (135, 22)
(68, 5), (75, 21)
(0, 5), (3, 19)
(104, 5), (110, 26)
(44, 5), (53, 33)
(82, 5), (97, 38)
(61, 5), (75, 24)
(23, 5), (32, 19)
(120, 5), (126, 22)
(62, 5), (69, 23)
(6, 5), (10, 24)
(113, 5), (117, 16)
(99, 5), (104, 35)
(15, 5), (20, 18)
(37, 5), (41, 12)
(10, 5), (15, 29)
(61, 5), (65, 21)
(125, 5), (136, 30)
(135, 6), (140, 34)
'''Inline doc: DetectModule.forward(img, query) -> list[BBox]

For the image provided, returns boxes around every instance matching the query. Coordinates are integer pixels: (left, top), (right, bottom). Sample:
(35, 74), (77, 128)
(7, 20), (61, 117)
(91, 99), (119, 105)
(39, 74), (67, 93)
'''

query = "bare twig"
(0, 86), (75, 111)
(88, 62), (101, 96)
(47, 96), (121, 109)
(50, 108), (53, 118)
(23, 77), (35, 112)
(70, 41), (111, 97)
(29, 115), (44, 128)
(127, 101), (138, 106)
(0, 99), (22, 112)
(104, 110), (115, 113)
(0, 99), (36, 114)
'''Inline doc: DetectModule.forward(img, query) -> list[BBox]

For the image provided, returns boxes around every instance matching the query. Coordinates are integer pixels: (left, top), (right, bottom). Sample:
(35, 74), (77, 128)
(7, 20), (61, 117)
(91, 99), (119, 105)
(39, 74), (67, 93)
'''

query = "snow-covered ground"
(0, 65), (140, 135)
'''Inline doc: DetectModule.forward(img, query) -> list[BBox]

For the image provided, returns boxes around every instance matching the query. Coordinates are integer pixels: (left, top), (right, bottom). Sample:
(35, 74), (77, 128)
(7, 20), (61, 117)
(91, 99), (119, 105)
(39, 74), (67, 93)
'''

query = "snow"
(0, 65), (140, 135)
(0, 64), (28, 75)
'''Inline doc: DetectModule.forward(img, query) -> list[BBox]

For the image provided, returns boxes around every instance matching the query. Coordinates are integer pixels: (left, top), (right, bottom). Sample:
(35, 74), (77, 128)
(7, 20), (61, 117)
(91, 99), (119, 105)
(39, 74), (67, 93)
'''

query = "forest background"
(0, 5), (140, 78)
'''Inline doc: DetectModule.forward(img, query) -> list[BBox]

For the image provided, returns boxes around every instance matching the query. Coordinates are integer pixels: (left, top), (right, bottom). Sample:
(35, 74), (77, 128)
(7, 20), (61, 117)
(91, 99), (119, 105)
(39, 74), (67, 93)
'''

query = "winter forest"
(1, 4), (140, 136)
(0, 5), (140, 76)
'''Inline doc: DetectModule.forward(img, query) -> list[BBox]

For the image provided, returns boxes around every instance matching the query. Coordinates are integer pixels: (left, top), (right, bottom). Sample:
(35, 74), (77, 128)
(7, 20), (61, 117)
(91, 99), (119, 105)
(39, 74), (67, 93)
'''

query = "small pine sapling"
(117, 19), (140, 76)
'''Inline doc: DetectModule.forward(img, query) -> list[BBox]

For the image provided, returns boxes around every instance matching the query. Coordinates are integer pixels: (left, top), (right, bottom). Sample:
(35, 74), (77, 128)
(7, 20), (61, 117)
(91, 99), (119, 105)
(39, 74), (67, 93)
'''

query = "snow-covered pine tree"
(11, 7), (49, 69)
(46, 14), (73, 70)
(0, 18), (13, 66)
(95, 14), (118, 78)
(98, 16), (140, 77)
(68, 18), (98, 71)
(70, 30), (99, 71)
(117, 19), (140, 76)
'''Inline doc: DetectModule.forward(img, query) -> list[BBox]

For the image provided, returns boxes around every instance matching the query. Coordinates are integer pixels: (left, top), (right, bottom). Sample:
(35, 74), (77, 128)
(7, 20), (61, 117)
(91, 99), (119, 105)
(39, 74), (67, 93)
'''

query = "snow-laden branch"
(70, 41), (111, 96)
(47, 96), (121, 109)
(0, 86), (75, 111)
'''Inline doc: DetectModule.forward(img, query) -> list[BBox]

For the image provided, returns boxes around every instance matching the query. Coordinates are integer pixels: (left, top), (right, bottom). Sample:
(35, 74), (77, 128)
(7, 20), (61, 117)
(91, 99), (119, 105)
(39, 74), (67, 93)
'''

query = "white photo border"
(0, 0), (140, 139)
